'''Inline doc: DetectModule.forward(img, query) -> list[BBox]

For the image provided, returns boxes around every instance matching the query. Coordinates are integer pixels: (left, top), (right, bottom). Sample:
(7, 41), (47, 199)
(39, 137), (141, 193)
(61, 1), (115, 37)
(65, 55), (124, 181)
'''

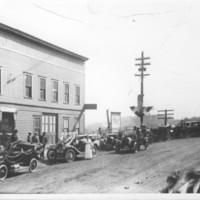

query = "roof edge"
(0, 23), (89, 62)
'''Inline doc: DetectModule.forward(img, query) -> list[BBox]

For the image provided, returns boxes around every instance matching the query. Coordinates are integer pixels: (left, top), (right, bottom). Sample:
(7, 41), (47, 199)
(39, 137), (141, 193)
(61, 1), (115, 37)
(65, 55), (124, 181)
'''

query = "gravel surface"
(1, 138), (200, 193)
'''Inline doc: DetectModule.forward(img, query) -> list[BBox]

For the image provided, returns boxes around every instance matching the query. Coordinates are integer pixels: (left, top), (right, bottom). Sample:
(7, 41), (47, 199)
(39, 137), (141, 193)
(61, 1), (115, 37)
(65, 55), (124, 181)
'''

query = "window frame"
(52, 80), (58, 103)
(74, 117), (80, 134)
(63, 117), (69, 132)
(24, 73), (33, 99)
(75, 85), (80, 105)
(39, 76), (46, 101)
(63, 82), (69, 104)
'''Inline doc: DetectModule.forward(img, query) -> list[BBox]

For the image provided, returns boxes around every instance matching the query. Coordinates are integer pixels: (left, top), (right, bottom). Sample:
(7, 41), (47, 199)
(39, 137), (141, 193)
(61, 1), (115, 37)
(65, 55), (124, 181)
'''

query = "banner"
(143, 106), (153, 114)
(130, 106), (153, 117)
(130, 106), (142, 117)
(111, 112), (121, 132)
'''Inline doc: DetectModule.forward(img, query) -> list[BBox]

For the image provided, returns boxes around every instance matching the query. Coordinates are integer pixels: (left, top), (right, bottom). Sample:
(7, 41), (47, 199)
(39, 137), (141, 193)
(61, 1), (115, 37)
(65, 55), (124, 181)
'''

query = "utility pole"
(157, 109), (174, 126)
(135, 51), (150, 128)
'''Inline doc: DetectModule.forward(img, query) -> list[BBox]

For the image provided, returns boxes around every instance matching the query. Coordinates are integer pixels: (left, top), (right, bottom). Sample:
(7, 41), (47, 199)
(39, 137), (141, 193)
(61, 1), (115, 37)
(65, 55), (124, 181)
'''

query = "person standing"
(27, 131), (32, 143)
(41, 132), (48, 159)
(10, 129), (18, 143)
(32, 132), (39, 144)
(85, 135), (93, 159)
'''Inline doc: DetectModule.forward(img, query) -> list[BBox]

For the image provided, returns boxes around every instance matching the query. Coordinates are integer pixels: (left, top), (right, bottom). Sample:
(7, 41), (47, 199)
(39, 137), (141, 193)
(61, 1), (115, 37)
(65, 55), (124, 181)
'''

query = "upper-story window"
(75, 85), (80, 105)
(64, 83), (69, 104)
(52, 80), (58, 102)
(39, 77), (46, 101)
(24, 74), (32, 98)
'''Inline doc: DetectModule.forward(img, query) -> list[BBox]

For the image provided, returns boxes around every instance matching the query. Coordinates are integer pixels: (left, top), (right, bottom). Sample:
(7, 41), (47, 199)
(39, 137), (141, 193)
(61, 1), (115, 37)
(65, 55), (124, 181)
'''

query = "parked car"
(47, 133), (97, 163)
(174, 121), (200, 138)
(99, 133), (118, 151)
(0, 140), (43, 181)
(115, 130), (138, 153)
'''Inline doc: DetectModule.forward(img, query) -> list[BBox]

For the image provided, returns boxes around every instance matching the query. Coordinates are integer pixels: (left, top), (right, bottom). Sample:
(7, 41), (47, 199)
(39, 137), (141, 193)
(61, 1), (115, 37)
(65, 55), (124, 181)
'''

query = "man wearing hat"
(32, 132), (39, 144)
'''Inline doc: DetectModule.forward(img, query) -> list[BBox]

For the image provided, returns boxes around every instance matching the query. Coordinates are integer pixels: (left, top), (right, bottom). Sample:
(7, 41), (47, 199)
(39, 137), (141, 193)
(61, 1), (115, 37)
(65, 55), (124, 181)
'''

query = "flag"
(143, 106), (153, 115)
(130, 106), (142, 117)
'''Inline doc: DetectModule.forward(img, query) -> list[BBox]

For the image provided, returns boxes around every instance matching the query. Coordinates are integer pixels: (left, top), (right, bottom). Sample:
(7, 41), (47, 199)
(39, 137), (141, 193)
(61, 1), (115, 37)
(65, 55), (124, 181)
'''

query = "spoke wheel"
(64, 149), (75, 163)
(0, 164), (8, 181)
(47, 149), (57, 161)
(29, 158), (37, 173)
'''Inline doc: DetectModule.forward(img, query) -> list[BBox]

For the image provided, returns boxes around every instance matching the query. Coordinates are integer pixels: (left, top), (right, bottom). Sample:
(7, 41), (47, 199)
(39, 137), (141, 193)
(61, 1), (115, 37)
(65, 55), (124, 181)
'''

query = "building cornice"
(0, 23), (89, 62)
(0, 101), (83, 112)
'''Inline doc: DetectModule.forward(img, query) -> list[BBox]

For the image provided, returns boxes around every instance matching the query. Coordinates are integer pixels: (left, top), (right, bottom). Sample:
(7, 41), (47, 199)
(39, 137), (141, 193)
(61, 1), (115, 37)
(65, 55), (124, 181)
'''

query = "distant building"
(0, 23), (88, 144)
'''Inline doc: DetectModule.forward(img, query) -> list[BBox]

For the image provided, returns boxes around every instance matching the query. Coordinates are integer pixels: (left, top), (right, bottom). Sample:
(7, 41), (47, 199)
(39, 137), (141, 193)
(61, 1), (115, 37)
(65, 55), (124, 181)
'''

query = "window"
(39, 78), (46, 100)
(52, 80), (58, 102)
(34, 116), (41, 137)
(24, 74), (32, 98)
(74, 117), (80, 134)
(42, 115), (56, 133)
(0, 67), (2, 95)
(75, 85), (80, 105)
(63, 118), (69, 132)
(64, 83), (69, 104)
(42, 114), (57, 144)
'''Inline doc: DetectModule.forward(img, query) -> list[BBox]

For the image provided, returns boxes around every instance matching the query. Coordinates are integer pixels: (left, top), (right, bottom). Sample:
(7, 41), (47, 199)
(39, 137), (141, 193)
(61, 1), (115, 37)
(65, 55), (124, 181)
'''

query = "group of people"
(9, 129), (48, 159)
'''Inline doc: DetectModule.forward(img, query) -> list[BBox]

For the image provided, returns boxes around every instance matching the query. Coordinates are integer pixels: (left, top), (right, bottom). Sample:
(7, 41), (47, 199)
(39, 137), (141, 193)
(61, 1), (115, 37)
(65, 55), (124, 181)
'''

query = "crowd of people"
(8, 128), (93, 160)
(8, 129), (48, 159)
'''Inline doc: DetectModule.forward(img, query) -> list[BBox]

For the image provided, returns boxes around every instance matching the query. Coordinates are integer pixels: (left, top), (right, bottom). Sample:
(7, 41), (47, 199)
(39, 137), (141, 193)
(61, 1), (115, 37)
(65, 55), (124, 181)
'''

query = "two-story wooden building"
(0, 23), (88, 144)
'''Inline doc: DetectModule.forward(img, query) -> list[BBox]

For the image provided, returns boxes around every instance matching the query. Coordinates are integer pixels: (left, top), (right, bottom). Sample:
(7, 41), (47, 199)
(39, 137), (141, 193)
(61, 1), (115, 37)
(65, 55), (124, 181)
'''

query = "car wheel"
(47, 149), (57, 161)
(29, 158), (37, 173)
(0, 164), (8, 181)
(64, 149), (75, 163)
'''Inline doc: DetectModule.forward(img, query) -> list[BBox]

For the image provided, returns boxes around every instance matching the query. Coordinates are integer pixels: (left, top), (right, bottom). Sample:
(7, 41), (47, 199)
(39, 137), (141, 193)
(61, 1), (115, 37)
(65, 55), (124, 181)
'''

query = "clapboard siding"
(0, 23), (87, 143)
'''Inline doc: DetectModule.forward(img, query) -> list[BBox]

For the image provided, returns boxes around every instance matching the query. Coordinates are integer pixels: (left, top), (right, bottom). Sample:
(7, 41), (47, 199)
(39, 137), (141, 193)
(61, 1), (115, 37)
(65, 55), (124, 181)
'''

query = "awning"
(0, 107), (17, 113)
(0, 107), (17, 121)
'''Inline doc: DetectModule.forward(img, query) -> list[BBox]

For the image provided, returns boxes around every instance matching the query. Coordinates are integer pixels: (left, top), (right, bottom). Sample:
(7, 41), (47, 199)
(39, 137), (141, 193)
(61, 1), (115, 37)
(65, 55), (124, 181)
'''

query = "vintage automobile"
(174, 121), (200, 138)
(0, 140), (43, 181)
(115, 129), (138, 153)
(47, 133), (97, 163)
(99, 133), (118, 151)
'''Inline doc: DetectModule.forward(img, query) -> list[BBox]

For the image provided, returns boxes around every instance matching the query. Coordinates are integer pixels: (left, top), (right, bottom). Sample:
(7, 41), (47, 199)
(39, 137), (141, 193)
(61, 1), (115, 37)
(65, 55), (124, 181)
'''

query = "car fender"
(64, 146), (81, 155)
(47, 145), (57, 150)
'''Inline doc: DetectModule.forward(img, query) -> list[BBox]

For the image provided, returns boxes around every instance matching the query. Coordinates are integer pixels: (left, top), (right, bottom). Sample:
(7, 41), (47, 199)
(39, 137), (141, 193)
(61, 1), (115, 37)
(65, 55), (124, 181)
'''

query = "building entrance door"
(33, 116), (42, 142)
(42, 114), (57, 144)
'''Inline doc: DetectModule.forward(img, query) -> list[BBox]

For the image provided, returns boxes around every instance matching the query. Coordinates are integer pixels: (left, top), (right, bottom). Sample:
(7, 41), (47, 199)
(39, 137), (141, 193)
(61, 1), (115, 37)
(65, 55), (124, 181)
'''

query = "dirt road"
(1, 137), (200, 193)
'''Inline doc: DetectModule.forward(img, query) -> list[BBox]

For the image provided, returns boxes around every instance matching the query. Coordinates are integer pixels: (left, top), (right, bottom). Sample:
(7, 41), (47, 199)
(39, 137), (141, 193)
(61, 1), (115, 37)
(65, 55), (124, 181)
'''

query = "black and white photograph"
(0, 0), (200, 199)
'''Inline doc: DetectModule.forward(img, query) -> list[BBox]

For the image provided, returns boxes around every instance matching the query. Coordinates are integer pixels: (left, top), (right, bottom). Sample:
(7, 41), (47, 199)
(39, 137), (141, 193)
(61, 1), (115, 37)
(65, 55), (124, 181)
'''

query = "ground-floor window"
(42, 114), (57, 143)
(33, 116), (41, 139)
(74, 117), (80, 134)
(63, 118), (69, 132)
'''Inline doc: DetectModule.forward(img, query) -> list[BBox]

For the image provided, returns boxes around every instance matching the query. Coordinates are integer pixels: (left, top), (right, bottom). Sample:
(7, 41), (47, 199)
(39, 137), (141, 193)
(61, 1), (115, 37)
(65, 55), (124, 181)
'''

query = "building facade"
(0, 23), (88, 144)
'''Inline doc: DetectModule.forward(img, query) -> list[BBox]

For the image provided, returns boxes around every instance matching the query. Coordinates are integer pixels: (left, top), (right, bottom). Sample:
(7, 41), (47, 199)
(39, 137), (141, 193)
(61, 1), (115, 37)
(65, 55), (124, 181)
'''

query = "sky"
(0, 0), (200, 125)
